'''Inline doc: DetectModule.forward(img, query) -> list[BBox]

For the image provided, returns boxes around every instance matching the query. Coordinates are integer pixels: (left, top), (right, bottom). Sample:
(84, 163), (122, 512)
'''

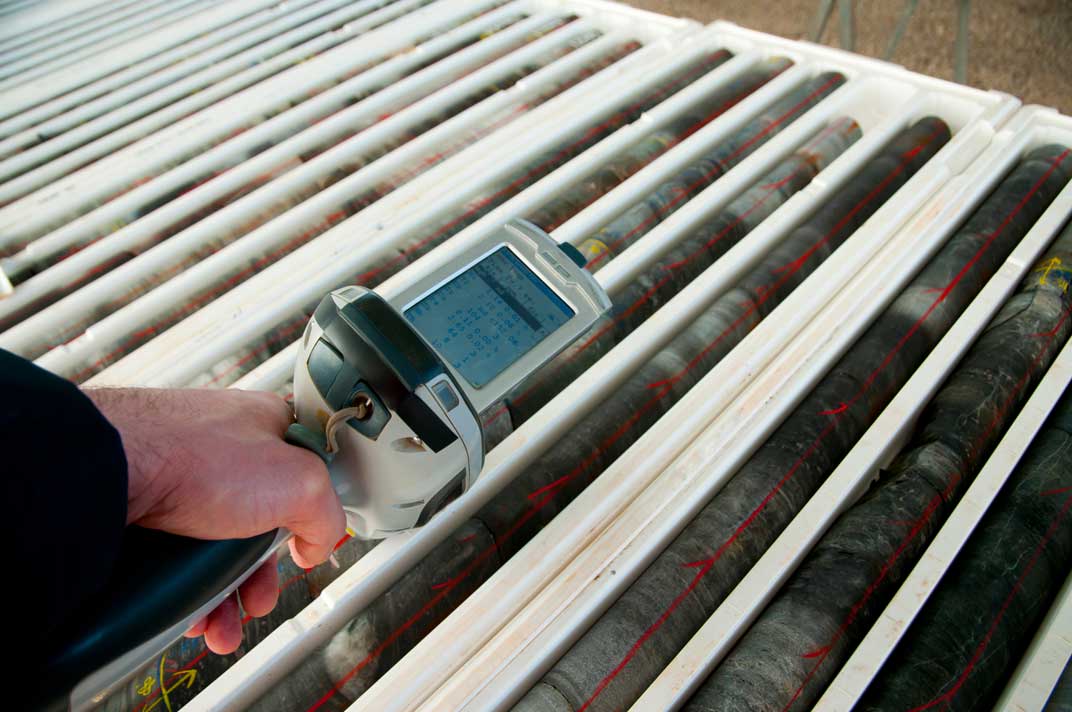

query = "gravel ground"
(624, 0), (1072, 115)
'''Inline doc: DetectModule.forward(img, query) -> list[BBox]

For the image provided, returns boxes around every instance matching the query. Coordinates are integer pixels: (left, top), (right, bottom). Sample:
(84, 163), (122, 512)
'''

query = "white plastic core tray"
(190, 17), (1018, 712)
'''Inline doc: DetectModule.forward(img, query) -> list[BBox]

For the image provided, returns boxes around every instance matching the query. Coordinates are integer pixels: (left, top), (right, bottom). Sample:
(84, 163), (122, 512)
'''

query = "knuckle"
(299, 466), (334, 504)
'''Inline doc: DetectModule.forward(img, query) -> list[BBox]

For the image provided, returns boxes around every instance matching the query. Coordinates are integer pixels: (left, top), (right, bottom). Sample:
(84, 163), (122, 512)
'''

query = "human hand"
(84, 387), (346, 654)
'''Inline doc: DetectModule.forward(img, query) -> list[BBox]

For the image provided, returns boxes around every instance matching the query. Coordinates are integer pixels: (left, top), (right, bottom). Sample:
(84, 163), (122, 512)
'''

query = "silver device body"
(293, 298), (483, 538)
(292, 219), (611, 538)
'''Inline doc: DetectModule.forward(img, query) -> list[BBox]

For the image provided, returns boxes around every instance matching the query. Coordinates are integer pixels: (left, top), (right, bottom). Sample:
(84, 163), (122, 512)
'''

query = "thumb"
(283, 453), (348, 569)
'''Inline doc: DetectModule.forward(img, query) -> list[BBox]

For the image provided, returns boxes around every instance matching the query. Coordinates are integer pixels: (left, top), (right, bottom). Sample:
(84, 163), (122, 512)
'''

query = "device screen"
(404, 247), (574, 388)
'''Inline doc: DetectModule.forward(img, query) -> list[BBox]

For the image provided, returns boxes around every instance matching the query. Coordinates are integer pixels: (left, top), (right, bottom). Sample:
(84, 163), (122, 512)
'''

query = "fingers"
(203, 594), (243, 655)
(186, 555), (278, 653)
(289, 515), (345, 569)
(238, 554), (279, 618)
(184, 616), (208, 639)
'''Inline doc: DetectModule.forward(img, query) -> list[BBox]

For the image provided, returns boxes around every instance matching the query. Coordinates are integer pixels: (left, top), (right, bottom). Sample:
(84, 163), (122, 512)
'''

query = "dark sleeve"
(0, 349), (127, 640)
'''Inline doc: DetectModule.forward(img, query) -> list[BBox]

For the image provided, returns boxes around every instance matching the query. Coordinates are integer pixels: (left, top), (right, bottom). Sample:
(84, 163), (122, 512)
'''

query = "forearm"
(4, 352), (344, 655)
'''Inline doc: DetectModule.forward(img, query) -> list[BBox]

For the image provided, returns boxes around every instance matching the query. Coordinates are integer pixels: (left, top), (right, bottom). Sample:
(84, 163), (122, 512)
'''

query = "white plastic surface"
(0, 0), (274, 120)
(0, 0), (141, 49)
(0, 0), (175, 69)
(0, 0), (217, 88)
(0, 0), (507, 252)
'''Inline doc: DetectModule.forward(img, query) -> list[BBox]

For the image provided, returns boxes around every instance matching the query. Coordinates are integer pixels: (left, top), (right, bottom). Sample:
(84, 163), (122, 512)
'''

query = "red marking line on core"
(1031, 302), (1072, 339)
(577, 120), (946, 712)
(531, 65), (785, 233)
(787, 483), (954, 710)
(132, 650), (209, 712)
(280, 571), (308, 592)
(646, 128), (941, 396)
(304, 478), (571, 711)
(577, 144), (1070, 712)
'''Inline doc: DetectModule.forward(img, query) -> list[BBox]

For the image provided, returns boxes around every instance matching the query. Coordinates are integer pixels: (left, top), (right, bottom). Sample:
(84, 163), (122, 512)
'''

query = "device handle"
(284, 422), (335, 464)
(37, 525), (282, 712)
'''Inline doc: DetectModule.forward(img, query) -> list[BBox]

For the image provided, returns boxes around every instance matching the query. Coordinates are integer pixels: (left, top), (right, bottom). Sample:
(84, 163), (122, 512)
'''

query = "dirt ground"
(624, 0), (1072, 115)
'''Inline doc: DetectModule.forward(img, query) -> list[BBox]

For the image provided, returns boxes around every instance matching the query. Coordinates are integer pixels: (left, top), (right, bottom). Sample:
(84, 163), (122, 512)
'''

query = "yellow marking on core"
(137, 676), (154, 696)
(159, 653), (173, 712)
(1035, 256), (1063, 286)
(141, 668), (197, 712)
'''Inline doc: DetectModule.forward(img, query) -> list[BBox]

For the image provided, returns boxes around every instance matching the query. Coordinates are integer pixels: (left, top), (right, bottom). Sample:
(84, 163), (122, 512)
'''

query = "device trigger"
(285, 423), (336, 464)
(556, 241), (588, 268)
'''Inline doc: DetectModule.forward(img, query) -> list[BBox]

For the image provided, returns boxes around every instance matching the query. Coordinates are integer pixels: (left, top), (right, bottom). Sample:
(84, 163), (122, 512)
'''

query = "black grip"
(33, 526), (277, 710)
